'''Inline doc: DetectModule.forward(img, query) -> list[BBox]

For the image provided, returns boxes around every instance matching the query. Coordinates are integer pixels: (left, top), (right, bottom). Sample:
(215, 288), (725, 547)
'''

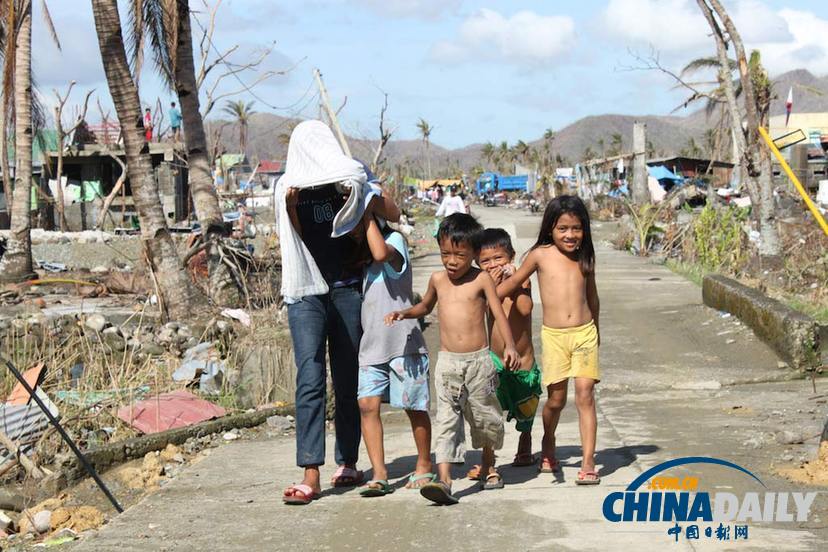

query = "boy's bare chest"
(437, 283), (484, 308)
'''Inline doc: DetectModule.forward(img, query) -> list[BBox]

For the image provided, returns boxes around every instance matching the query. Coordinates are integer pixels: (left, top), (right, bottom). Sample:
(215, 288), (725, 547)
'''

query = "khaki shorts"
(541, 321), (600, 387)
(433, 348), (504, 464)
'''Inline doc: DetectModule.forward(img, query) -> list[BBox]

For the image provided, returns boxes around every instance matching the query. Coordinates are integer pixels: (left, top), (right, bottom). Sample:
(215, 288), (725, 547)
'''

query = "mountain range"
(210, 69), (828, 175)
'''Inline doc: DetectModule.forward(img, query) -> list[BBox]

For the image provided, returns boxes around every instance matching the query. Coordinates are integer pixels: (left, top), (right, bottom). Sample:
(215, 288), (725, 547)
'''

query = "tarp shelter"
(648, 165), (684, 191)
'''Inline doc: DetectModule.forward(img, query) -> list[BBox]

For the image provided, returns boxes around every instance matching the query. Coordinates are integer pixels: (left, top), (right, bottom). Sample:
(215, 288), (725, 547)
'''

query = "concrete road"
(74, 205), (826, 551)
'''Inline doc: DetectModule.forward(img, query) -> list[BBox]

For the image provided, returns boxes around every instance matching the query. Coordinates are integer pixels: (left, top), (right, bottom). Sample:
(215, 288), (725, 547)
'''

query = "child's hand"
(503, 264), (516, 278)
(503, 346), (520, 371)
(286, 187), (300, 208)
(384, 311), (404, 326)
(489, 266), (505, 284)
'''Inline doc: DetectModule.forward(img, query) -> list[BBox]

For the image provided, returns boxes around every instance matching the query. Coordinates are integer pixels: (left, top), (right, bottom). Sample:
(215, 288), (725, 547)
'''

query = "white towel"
(275, 120), (368, 299)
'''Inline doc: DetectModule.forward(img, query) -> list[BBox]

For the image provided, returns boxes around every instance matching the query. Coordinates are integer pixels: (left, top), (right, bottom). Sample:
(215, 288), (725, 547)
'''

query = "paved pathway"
(74, 206), (826, 551)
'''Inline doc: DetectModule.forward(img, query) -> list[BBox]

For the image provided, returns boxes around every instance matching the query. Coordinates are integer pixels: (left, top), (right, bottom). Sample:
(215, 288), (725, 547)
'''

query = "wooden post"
(313, 69), (351, 157)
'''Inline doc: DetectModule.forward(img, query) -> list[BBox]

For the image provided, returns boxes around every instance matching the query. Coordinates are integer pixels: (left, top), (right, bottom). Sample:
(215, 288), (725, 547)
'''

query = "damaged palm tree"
(91, 0), (201, 319)
(131, 0), (243, 306)
(694, 0), (779, 258)
(0, 1), (37, 283)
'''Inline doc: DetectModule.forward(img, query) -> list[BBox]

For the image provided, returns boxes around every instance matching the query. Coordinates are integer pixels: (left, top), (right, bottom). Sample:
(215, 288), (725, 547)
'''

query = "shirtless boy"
(386, 213), (519, 504)
(475, 228), (542, 470)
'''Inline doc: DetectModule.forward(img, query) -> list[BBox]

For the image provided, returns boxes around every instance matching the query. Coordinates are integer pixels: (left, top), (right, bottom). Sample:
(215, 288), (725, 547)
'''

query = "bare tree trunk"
(53, 112), (68, 231)
(704, 0), (780, 257)
(0, 107), (11, 203)
(95, 151), (126, 229)
(0, 4), (36, 283)
(174, 0), (240, 306)
(91, 0), (202, 320)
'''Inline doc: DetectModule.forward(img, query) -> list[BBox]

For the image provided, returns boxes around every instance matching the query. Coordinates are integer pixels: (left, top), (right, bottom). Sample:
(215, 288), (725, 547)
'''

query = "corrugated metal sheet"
(0, 390), (60, 466)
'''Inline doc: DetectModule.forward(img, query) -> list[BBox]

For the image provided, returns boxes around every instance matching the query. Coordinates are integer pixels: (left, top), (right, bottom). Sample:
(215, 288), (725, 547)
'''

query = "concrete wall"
(702, 274), (820, 370)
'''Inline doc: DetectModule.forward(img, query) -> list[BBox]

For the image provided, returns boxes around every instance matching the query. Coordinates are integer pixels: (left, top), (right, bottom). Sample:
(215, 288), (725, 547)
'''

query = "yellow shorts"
(541, 321), (600, 387)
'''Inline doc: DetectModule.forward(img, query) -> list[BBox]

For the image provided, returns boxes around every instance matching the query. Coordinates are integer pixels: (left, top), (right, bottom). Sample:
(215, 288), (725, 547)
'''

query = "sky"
(33, 0), (828, 149)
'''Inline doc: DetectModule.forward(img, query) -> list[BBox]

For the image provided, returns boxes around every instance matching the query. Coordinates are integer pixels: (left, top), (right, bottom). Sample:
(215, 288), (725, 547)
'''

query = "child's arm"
(364, 213), (404, 271)
(372, 193), (401, 223)
(496, 249), (539, 299)
(482, 273), (519, 370)
(286, 187), (302, 237)
(385, 274), (437, 325)
(586, 272), (600, 345)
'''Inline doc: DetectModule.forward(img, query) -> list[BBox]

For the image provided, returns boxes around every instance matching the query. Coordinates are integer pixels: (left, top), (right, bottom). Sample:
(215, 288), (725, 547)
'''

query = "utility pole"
(632, 121), (650, 203)
(313, 68), (351, 157)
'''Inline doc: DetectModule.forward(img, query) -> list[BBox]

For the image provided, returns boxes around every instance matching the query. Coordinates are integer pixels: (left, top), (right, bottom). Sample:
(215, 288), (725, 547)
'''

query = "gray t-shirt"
(359, 231), (427, 366)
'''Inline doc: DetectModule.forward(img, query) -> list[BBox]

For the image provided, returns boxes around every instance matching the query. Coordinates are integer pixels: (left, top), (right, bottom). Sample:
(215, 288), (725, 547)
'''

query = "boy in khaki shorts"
(386, 213), (519, 504)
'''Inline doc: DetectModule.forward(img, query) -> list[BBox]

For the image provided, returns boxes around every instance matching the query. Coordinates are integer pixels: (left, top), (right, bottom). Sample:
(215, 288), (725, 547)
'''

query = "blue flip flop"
(406, 472), (436, 489)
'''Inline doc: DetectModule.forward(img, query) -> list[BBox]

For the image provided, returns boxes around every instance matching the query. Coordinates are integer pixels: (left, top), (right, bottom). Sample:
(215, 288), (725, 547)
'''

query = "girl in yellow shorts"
(496, 195), (601, 485)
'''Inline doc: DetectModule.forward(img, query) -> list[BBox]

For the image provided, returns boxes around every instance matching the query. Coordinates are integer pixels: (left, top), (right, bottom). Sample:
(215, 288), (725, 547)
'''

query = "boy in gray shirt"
(357, 203), (434, 496)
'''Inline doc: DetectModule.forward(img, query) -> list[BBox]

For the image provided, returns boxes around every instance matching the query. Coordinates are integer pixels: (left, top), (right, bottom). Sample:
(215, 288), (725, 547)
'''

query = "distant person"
(169, 101), (182, 142)
(466, 228), (541, 481)
(435, 186), (466, 218)
(497, 196), (602, 485)
(143, 108), (153, 142)
(386, 213), (519, 504)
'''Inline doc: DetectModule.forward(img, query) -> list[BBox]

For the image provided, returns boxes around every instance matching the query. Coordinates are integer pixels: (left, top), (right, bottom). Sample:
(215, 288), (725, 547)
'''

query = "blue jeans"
(288, 286), (362, 467)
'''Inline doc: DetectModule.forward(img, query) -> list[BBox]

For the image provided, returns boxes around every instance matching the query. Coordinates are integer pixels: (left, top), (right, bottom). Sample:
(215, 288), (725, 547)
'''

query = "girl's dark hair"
(531, 195), (595, 275)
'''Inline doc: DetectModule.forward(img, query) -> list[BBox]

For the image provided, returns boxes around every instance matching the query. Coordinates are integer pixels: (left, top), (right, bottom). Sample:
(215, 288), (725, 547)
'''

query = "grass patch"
(665, 259), (707, 287)
(785, 297), (828, 325)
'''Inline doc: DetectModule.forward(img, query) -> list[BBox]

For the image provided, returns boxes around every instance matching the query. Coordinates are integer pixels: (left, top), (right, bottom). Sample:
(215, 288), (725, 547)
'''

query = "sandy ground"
(68, 205), (827, 551)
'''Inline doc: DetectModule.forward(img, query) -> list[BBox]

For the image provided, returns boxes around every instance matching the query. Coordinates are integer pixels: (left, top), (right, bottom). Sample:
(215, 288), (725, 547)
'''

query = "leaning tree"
(91, 0), (201, 319)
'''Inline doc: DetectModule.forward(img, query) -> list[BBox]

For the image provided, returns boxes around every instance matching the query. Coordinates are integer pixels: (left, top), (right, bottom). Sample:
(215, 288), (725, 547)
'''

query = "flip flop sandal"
(483, 473), (505, 490)
(512, 453), (536, 467)
(575, 470), (601, 485)
(420, 481), (459, 505)
(538, 457), (561, 474)
(331, 466), (364, 487)
(406, 472), (436, 489)
(360, 480), (394, 497)
(283, 483), (320, 505)
(466, 465), (482, 481)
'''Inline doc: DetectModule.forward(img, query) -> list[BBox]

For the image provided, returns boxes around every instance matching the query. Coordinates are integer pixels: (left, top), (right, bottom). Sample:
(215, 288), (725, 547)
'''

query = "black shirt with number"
(295, 185), (364, 285)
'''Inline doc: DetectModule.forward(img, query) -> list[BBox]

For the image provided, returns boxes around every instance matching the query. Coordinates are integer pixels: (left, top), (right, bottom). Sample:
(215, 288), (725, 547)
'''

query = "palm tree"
(694, 0), (779, 256)
(609, 133), (623, 156)
(222, 99), (255, 154)
(92, 0), (200, 319)
(416, 118), (432, 179)
(480, 142), (495, 169)
(512, 140), (530, 167)
(497, 140), (510, 174)
(0, 1), (36, 282)
(133, 0), (238, 305)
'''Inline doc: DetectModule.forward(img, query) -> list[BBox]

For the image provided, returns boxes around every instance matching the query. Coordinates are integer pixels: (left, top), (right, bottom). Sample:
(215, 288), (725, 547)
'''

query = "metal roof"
(0, 390), (60, 467)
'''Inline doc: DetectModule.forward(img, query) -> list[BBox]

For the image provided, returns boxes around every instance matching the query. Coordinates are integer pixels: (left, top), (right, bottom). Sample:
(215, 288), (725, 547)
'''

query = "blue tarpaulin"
(648, 165), (684, 183)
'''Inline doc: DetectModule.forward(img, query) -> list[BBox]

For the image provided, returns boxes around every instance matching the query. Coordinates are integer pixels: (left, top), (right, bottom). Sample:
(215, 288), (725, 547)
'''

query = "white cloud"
(354, 0), (462, 20)
(430, 9), (576, 67)
(755, 9), (828, 75)
(602, 0), (828, 75)
(602, 0), (707, 52)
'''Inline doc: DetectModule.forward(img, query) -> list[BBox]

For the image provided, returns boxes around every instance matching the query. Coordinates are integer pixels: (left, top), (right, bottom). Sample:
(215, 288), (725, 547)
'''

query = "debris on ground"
(0, 390), (60, 470)
(777, 441), (828, 487)
(173, 342), (226, 394)
(116, 390), (226, 434)
(5, 362), (45, 405)
(221, 308), (251, 327)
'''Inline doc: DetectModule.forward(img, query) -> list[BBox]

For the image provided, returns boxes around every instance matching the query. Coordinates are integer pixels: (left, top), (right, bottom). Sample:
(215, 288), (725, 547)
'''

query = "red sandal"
(538, 457), (561, 474)
(283, 483), (320, 505)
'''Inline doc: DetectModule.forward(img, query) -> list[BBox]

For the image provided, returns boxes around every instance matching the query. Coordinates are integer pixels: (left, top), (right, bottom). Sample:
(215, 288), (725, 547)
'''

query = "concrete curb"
(702, 274), (820, 370)
(63, 405), (295, 484)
